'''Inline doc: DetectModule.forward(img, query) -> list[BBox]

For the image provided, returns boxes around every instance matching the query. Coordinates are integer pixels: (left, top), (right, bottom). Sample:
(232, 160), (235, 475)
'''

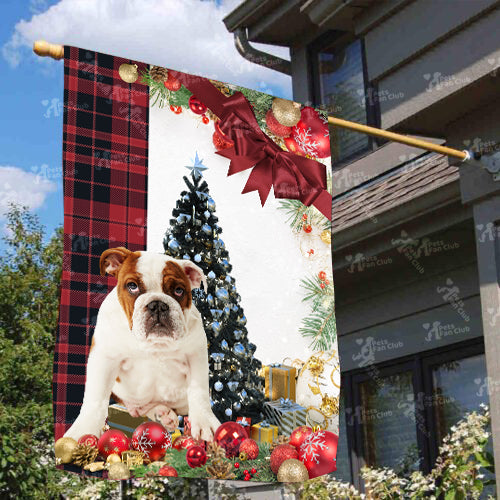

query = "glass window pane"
(359, 371), (420, 474)
(431, 354), (488, 443)
(317, 39), (370, 162)
(331, 393), (351, 483)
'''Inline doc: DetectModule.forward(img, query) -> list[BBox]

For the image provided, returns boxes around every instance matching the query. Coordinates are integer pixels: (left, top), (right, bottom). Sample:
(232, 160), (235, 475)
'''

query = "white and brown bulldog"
(64, 247), (220, 442)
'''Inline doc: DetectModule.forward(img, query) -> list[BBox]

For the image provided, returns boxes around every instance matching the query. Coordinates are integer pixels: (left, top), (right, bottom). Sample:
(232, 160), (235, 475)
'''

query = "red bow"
(170, 72), (332, 220)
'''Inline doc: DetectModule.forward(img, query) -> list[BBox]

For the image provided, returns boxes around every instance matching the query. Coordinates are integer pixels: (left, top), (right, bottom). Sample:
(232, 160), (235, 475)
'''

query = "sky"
(0, 0), (291, 241)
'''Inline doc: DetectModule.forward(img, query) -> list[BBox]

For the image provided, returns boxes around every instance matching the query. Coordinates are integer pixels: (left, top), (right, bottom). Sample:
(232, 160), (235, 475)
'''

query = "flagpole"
(31, 39), (472, 163)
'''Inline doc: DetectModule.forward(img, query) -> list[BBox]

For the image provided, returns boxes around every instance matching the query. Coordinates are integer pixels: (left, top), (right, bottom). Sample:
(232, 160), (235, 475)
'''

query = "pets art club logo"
(486, 306), (500, 327)
(423, 321), (470, 342)
(391, 230), (459, 274)
(423, 72), (471, 92)
(345, 405), (392, 426)
(474, 377), (500, 397)
(333, 169), (371, 190)
(352, 336), (403, 367)
(476, 222), (500, 243)
(345, 252), (392, 273)
(436, 279), (470, 322)
(356, 86), (404, 108)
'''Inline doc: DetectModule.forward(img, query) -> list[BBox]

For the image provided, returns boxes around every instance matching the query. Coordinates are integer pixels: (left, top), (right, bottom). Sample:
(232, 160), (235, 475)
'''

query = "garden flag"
(54, 46), (339, 482)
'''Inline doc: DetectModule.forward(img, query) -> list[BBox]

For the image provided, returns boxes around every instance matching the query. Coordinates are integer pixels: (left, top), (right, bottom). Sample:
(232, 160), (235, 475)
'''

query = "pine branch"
(278, 199), (330, 232)
(140, 68), (192, 109)
(299, 304), (336, 351)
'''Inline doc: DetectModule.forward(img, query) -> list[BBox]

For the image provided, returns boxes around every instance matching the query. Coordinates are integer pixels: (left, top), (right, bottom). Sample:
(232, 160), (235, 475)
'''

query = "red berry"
(251, 468), (257, 474)
(170, 105), (182, 114)
(318, 271), (327, 281)
(325, 279), (330, 285)
(244, 476), (250, 481)
(302, 213), (308, 220)
(243, 470), (249, 475)
(202, 115), (209, 124)
(303, 224), (312, 233)
(234, 462), (239, 468)
(320, 283), (326, 289)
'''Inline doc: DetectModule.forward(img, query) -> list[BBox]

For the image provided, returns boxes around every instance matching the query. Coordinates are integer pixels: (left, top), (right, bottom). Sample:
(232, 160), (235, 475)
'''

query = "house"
(224, 0), (500, 492)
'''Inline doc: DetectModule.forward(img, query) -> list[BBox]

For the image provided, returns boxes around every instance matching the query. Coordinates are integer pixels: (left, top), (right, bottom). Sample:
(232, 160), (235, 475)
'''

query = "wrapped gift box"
(263, 398), (307, 435)
(250, 420), (278, 444)
(107, 404), (148, 437)
(263, 364), (296, 400)
(170, 428), (182, 442)
(236, 416), (252, 437)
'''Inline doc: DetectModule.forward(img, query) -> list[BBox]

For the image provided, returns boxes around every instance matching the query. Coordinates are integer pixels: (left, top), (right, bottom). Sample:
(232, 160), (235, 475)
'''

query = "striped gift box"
(263, 398), (307, 435)
(263, 364), (296, 400)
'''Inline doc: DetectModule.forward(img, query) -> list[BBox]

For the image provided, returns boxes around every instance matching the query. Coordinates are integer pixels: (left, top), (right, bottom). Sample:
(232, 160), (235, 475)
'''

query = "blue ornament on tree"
(233, 330), (243, 340)
(214, 381), (223, 392)
(202, 224), (212, 235)
(183, 254), (190, 260)
(185, 233), (192, 243)
(221, 340), (229, 350)
(206, 294), (214, 306)
(237, 316), (247, 326)
(208, 271), (216, 279)
(204, 210), (211, 219)
(233, 343), (245, 356)
(227, 381), (238, 392)
(207, 198), (216, 211)
(225, 408), (233, 417)
(216, 288), (229, 301)
(194, 254), (202, 263)
(211, 321), (221, 336)
(168, 239), (180, 253)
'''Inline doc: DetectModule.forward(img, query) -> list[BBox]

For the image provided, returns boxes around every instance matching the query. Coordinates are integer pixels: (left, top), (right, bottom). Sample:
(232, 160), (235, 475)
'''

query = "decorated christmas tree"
(163, 153), (265, 423)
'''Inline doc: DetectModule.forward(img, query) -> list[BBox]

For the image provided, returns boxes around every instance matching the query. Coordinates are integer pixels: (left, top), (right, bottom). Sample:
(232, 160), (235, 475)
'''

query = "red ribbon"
(169, 72), (332, 220)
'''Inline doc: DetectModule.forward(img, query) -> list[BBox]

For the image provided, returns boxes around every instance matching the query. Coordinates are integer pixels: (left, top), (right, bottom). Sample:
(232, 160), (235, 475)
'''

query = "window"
(334, 340), (488, 490)
(310, 34), (380, 164)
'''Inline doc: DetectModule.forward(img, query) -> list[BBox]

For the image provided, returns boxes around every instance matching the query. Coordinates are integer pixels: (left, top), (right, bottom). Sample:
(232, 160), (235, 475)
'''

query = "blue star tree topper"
(185, 152), (208, 180)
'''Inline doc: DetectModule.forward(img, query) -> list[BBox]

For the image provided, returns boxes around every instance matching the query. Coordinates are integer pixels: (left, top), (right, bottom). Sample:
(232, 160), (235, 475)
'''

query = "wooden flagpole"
(32, 39), (471, 162)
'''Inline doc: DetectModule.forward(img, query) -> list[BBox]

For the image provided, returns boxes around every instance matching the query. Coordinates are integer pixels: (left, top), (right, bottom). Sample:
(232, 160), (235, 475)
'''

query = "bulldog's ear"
(179, 261), (207, 290)
(100, 247), (132, 277)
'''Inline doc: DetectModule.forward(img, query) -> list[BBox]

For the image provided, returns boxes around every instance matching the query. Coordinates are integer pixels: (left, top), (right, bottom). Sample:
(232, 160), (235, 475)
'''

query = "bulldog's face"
(100, 247), (206, 344)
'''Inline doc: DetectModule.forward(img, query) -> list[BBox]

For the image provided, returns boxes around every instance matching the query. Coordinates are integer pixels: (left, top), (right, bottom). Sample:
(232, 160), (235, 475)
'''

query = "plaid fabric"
(54, 47), (149, 441)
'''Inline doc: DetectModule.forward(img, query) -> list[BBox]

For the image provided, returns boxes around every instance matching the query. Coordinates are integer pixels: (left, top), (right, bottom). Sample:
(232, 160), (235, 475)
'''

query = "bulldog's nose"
(147, 300), (169, 314)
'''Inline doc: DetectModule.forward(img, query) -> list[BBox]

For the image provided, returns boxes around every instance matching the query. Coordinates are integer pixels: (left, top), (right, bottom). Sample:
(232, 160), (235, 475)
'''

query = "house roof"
(331, 153), (460, 234)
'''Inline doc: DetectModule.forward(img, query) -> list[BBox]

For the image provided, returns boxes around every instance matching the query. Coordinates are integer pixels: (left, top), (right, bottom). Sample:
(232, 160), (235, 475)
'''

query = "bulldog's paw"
(189, 410), (220, 442)
(64, 415), (106, 441)
(149, 405), (178, 432)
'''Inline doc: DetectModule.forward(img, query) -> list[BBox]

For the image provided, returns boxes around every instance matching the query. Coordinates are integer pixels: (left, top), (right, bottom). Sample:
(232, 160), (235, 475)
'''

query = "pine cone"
(150, 65), (168, 83)
(206, 459), (236, 480)
(209, 79), (232, 97)
(270, 435), (290, 452)
(206, 441), (226, 460)
(72, 444), (99, 467)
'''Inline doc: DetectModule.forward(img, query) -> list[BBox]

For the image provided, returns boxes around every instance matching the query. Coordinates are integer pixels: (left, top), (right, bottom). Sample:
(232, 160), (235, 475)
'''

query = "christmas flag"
(54, 46), (339, 481)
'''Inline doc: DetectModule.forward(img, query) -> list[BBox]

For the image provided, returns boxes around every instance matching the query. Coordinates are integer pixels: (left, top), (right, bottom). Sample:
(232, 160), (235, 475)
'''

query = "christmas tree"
(163, 153), (265, 423)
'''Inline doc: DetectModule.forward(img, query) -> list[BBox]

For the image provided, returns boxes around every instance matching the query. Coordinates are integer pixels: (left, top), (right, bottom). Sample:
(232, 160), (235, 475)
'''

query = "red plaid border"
(54, 47), (148, 441)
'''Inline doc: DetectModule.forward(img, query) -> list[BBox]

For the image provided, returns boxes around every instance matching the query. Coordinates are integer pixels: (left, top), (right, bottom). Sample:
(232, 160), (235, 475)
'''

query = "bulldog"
(64, 247), (220, 442)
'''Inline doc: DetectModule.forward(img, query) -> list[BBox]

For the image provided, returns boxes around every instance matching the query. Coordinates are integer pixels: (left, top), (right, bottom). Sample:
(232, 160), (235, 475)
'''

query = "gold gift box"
(263, 364), (296, 400)
(107, 404), (148, 437)
(250, 421), (279, 444)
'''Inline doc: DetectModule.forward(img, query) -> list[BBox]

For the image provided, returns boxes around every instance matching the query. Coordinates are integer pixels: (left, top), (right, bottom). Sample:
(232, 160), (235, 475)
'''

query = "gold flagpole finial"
(33, 40), (64, 60)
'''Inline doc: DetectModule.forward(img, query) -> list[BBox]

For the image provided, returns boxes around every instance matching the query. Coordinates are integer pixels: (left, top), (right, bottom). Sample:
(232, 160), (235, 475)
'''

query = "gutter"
(234, 28), (291, 75)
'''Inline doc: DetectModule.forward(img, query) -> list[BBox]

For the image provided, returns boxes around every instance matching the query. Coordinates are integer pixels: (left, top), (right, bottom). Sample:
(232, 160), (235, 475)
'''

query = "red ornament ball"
(251, 468), (257, 474)
(244, 475), (250, 481)
(234, 462), (240, 468)
(289, 426), (314, 451)
(299, 430), (338, 478)
(213, 422), (247, 458)
(189, 95), (208, 115)
(131, 422), (172, 462)
(172, 435), (203, 451)
(186, 445), (207, 468)
(265, 109), (292, 138)
(164, 73), (181, 91)
(303, 224), (312, 233)
(170, 105), (182, 114)
(158, 465), (178, 477)
(283, 136), (304, 156)
(291, 107), (330, 158)
(97, 429), (130, 459)
(270, 444), (299, 474)
(202, 115), (210, 124)
(239, 438), (259, 460)
(78, 434), (98, 448)
(318, 271), (327, 282)
(212, 121), (234, 151)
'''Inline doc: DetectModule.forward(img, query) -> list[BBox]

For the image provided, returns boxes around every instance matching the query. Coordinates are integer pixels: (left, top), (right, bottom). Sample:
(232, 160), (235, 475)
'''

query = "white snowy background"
(147, 104), (331, 365)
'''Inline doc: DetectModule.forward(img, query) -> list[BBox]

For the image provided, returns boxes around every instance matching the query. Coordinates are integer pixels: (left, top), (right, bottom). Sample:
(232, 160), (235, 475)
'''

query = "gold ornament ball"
(55, 437), (78, 464)
(272, 98), (301, 127)
(277, 459), (309, 482)
(119, 63), (138, 83)
(108, 462), (131, 480)
(106, 453), (122, 465)
(320, 230), (331, 245)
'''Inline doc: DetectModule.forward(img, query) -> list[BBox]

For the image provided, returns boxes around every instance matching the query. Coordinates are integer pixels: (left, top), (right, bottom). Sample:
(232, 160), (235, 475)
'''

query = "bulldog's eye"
(174, 287), (184, 297)
(127, 282), (139, 294)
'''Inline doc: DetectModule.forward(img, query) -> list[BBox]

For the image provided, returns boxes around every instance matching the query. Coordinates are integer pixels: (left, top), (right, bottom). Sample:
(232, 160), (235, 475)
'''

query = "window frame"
(308, 31), (383, 168)
(338, 337), (486, 491)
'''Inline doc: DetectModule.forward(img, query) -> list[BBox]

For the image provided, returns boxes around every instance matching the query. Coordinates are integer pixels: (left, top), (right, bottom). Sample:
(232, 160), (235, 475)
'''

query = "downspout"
(234, 28), (291, 75)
